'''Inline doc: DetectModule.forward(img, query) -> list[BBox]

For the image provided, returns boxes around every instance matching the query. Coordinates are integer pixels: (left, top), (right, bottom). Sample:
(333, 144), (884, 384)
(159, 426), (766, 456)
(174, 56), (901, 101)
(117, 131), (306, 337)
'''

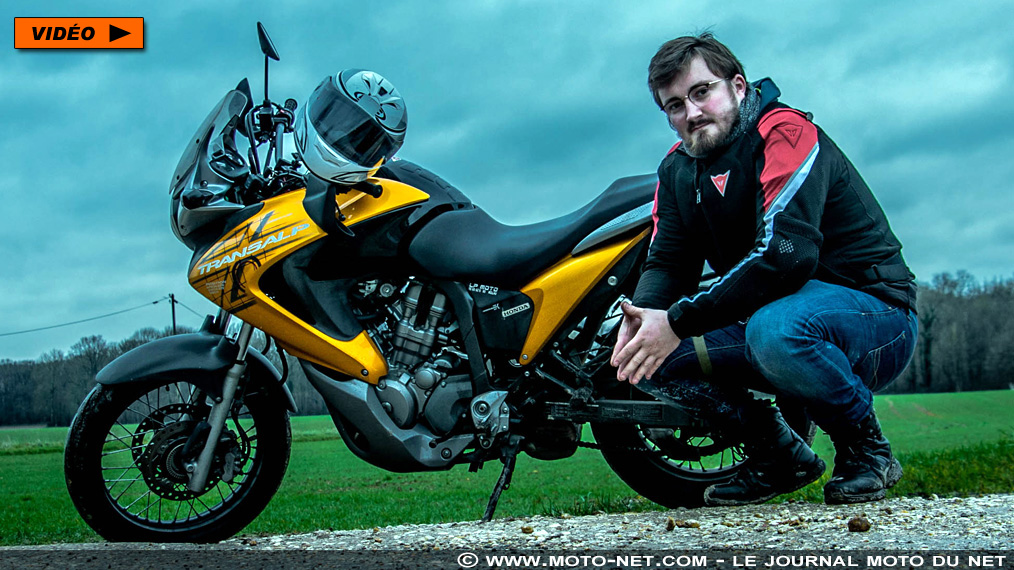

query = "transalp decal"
(197, 223), (310, 275)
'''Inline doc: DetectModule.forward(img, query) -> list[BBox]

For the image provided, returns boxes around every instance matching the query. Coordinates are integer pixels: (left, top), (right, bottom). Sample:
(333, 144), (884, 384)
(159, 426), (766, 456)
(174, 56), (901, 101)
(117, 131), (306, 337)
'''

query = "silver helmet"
(295, 69), (407, 184)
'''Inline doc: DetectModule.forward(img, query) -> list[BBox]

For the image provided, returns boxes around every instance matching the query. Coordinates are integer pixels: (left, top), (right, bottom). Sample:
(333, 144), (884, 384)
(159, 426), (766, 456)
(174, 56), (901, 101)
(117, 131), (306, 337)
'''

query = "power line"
(174, 299), (206, 319)
(0, 297), (170, 338)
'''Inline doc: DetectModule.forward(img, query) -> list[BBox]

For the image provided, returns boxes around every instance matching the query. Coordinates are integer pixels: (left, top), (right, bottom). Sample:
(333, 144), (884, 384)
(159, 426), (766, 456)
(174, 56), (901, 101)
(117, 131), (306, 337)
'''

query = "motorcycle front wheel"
(64, 376), (291, 543)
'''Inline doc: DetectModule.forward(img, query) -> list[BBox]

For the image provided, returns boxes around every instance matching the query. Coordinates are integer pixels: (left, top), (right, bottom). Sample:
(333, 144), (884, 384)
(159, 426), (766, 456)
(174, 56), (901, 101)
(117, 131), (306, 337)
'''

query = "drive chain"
(576, 438), (657, 455)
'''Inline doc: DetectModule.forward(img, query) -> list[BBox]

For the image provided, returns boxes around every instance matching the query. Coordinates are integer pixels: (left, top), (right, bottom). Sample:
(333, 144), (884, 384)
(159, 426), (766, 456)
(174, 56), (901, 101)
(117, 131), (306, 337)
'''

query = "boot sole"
(703, 458), (827, 507)
(824, 458), (903, 505)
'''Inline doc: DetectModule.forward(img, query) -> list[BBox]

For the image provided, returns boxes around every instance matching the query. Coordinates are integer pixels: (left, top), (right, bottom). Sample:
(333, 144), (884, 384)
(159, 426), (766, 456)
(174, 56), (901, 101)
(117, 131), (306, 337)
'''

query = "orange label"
(15, 18), (144, 49)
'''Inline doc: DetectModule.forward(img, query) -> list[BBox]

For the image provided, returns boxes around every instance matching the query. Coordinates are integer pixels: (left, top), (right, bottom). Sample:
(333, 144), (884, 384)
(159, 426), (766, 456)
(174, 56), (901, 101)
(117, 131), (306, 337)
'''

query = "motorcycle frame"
(188, 180), (652, 383)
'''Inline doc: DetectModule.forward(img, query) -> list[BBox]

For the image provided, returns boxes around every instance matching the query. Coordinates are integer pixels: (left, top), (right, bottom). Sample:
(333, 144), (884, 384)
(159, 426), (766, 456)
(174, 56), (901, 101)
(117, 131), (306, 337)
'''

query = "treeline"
(1, 272), (1012, 427)
(884, 271), (1014, 394)
(0, 325), (330, 427)
(2, 328), (181, 427)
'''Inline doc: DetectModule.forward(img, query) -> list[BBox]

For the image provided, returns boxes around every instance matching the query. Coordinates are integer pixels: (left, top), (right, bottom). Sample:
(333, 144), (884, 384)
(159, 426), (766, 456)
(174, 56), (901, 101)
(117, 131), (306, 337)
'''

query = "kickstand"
(481, 435), (523, 523)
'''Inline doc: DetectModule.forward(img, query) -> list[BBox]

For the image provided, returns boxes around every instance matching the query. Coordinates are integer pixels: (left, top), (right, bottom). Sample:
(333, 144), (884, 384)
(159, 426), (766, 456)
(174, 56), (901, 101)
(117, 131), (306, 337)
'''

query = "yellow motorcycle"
(64, 24), (807, 542)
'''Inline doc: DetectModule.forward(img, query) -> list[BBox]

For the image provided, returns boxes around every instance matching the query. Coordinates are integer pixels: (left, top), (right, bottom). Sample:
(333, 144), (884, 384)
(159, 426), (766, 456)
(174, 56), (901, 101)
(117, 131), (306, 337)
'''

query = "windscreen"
(170, 89), (250, 196)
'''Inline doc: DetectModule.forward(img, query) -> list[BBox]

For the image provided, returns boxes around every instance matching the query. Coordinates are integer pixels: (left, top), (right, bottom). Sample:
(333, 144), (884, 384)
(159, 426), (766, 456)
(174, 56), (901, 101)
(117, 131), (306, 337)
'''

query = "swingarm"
(542, 399), (698, 427)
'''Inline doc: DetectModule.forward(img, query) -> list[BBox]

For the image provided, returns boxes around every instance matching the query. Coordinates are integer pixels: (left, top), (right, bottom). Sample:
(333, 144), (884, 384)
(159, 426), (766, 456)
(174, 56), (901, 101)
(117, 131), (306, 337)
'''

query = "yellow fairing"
(340, 179), (428, 226)
(519, 229), (649, 364)
(188, 182), (428, 383)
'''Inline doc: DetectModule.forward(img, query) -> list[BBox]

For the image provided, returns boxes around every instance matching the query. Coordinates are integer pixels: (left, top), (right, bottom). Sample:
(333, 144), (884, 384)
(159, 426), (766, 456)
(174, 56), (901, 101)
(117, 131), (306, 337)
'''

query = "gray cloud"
(1, 0), (1012, 359)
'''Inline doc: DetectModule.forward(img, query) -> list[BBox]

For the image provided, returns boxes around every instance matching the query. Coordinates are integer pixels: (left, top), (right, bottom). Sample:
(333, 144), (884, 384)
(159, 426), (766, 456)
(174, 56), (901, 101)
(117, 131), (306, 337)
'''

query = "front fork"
(186, 317), (253, 492)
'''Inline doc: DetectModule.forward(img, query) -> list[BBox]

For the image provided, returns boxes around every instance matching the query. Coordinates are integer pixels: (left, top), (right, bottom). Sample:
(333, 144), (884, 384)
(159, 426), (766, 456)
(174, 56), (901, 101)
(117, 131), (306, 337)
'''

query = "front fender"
(96, 332), (297, 412)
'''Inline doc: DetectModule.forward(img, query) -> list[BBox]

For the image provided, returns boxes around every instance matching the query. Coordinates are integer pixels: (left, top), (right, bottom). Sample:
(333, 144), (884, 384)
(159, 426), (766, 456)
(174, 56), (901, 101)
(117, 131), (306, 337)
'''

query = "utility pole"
(169, 293), (177, 335)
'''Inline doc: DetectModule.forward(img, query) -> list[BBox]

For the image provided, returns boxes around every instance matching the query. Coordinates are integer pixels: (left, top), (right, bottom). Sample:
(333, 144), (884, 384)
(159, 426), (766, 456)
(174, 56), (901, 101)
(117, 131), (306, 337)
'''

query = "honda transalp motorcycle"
(64, 24), (811, 542)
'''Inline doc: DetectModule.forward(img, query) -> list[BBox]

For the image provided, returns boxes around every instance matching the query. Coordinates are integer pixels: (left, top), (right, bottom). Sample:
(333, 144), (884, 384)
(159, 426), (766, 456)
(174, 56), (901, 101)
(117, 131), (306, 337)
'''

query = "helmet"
(294, 69), (407, 185)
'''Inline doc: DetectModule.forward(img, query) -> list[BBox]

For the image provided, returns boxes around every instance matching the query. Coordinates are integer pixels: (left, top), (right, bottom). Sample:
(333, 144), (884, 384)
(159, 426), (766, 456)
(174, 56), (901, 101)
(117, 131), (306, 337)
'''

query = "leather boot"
(824, 411), (902, 504)
(703, 404), (826, 506)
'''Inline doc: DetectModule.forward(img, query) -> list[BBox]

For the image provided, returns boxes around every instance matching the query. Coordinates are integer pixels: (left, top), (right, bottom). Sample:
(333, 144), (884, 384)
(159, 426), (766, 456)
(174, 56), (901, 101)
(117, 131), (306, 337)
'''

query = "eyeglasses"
(662, 78), (729, 118)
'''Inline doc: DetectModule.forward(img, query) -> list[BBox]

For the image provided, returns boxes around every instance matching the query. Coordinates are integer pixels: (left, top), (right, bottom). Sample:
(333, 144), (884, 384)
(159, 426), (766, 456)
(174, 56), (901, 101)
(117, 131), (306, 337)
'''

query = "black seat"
(408, 174), (657, 289)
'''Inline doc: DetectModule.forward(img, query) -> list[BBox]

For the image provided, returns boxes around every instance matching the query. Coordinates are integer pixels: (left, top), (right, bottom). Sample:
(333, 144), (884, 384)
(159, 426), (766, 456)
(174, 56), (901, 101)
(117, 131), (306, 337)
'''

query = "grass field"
(1, 390), (1012, 546)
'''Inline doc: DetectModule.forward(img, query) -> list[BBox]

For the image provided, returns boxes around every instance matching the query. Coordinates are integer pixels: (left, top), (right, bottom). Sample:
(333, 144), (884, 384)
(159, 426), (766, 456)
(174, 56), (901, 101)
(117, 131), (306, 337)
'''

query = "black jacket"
(632, 79), (917, 339)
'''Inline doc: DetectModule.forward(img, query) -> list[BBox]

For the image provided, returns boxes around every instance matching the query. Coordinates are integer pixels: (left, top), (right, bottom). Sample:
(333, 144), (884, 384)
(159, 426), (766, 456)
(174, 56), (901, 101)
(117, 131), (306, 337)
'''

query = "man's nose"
(684, 98), (705, 121)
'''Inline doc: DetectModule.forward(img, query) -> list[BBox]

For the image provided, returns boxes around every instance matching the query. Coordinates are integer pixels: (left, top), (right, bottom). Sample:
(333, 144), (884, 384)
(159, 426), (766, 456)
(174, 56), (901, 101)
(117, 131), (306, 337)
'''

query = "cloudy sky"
(2, 0), (1012, 361)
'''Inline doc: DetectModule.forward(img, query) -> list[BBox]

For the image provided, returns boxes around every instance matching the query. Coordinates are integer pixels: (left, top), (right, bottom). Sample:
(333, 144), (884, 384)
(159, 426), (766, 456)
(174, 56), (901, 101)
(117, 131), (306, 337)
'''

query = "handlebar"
(246, 98), (297, 180)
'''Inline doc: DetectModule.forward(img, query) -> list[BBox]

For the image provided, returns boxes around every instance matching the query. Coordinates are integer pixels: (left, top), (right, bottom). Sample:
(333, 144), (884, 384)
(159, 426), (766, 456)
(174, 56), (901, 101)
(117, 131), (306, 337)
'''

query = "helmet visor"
(307, 80), (400, 169)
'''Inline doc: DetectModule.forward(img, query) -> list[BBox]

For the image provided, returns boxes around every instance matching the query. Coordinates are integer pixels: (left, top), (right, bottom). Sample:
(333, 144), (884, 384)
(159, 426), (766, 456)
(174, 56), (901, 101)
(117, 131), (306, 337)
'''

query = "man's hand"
(610, 302), (681, 385)
(611, 301), (643, 365)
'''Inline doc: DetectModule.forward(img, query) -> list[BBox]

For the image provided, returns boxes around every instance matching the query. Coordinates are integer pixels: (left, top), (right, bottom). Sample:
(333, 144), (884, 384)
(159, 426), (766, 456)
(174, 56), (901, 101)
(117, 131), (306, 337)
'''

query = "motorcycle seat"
(408, 174), (657, 289)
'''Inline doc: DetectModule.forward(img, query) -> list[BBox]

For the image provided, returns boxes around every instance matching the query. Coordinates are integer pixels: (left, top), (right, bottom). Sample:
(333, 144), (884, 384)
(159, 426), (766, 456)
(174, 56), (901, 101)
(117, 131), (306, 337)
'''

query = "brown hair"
(648, 32), (746, 109)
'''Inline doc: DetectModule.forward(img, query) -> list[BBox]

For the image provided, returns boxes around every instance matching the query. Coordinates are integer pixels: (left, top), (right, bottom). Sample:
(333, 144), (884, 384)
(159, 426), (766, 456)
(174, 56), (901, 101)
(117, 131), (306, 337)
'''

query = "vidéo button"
(14, 18), (144, 49)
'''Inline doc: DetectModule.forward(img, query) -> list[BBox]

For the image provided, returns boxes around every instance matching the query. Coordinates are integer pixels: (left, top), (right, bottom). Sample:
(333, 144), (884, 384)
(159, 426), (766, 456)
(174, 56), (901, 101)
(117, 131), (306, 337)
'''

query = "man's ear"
(731, 73), (748, 102)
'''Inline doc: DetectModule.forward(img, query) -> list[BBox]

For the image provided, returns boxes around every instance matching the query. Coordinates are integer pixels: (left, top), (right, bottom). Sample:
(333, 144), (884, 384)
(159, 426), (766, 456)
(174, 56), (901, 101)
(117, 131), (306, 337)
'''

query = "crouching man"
(612, 33), (918, 505)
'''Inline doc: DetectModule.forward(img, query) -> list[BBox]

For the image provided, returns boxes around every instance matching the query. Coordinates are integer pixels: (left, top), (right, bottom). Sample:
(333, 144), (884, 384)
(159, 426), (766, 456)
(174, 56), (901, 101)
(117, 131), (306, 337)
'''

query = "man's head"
(649, 33), (748, 156)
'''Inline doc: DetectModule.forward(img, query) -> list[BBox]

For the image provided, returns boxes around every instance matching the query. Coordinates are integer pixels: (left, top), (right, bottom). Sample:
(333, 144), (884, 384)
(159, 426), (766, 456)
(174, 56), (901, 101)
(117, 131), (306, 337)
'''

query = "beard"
(679, 98), (741, 157)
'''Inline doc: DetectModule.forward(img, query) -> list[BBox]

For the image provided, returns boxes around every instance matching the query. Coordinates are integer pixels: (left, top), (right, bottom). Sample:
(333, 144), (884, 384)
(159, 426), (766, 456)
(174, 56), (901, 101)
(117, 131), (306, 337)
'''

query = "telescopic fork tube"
(187, 322), (254, 492)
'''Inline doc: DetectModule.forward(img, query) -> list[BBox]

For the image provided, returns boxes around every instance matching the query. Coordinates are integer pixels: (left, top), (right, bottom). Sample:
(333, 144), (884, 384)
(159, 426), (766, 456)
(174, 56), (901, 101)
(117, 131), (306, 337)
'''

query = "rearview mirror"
(257, 22), (279, 61)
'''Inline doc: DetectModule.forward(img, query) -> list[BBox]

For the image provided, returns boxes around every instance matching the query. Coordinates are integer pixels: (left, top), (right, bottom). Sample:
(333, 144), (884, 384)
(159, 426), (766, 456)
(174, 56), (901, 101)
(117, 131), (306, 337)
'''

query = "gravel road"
(219, 494), (1013, 551)
(6, 494), (1008, 554)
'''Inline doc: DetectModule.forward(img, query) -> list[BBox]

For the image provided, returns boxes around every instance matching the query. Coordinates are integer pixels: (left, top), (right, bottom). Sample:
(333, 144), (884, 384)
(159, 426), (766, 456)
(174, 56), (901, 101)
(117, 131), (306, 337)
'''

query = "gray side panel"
(571, 201), (654, 255)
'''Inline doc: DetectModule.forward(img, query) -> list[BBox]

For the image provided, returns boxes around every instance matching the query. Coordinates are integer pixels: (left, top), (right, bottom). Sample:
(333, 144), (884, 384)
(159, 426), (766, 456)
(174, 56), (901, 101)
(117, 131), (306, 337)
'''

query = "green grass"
(779, 438), (1014, 504)
(1, 390), (1012, 546)
(0, 426), (68, 455)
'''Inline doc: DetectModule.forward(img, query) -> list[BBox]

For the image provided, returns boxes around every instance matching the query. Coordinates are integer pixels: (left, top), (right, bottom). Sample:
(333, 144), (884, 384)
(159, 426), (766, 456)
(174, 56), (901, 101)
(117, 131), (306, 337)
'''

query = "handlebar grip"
(353, 180), (383, 198)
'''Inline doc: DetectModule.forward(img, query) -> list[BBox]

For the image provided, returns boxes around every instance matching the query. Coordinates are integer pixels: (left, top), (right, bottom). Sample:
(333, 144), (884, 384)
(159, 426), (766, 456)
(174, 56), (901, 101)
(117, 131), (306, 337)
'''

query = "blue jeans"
(639, 280), (918, 434)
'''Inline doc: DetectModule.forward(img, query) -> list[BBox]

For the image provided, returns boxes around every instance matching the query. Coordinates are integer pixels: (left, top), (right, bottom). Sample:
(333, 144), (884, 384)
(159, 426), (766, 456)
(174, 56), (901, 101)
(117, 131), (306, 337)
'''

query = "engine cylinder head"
(389, 283), (448, 371)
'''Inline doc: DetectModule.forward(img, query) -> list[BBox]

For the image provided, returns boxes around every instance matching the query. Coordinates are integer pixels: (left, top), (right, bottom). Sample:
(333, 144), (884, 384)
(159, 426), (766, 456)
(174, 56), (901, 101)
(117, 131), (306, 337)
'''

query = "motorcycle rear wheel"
(592, 421), (745, 509)
(591, 390), (815, 509)
(64, 376), (291, 543)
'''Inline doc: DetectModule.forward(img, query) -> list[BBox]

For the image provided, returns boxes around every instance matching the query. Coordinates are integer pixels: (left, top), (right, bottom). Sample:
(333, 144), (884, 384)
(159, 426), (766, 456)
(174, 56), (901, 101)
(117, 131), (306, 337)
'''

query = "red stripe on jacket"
(756, 109), (818, 211)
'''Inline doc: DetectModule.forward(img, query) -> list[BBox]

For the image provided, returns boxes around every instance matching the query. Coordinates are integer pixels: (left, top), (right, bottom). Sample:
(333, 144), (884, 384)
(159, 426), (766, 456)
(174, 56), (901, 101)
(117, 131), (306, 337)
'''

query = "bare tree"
(71, 335), (111, 378)
(0, 359), (35, 426)
(31, 349), (69, 426)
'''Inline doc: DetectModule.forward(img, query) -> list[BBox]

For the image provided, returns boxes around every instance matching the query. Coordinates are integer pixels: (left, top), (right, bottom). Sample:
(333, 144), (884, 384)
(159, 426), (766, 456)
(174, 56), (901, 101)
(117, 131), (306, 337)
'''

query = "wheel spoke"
(122, 489), (151, 512)
(636, 425), (745, 474)
(195, 495), (212, 513)
(105, 463), (143, 488)
(105, 429), (138, 447)
(112, 476), (142, 502)
(101, 445), (146, 457)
